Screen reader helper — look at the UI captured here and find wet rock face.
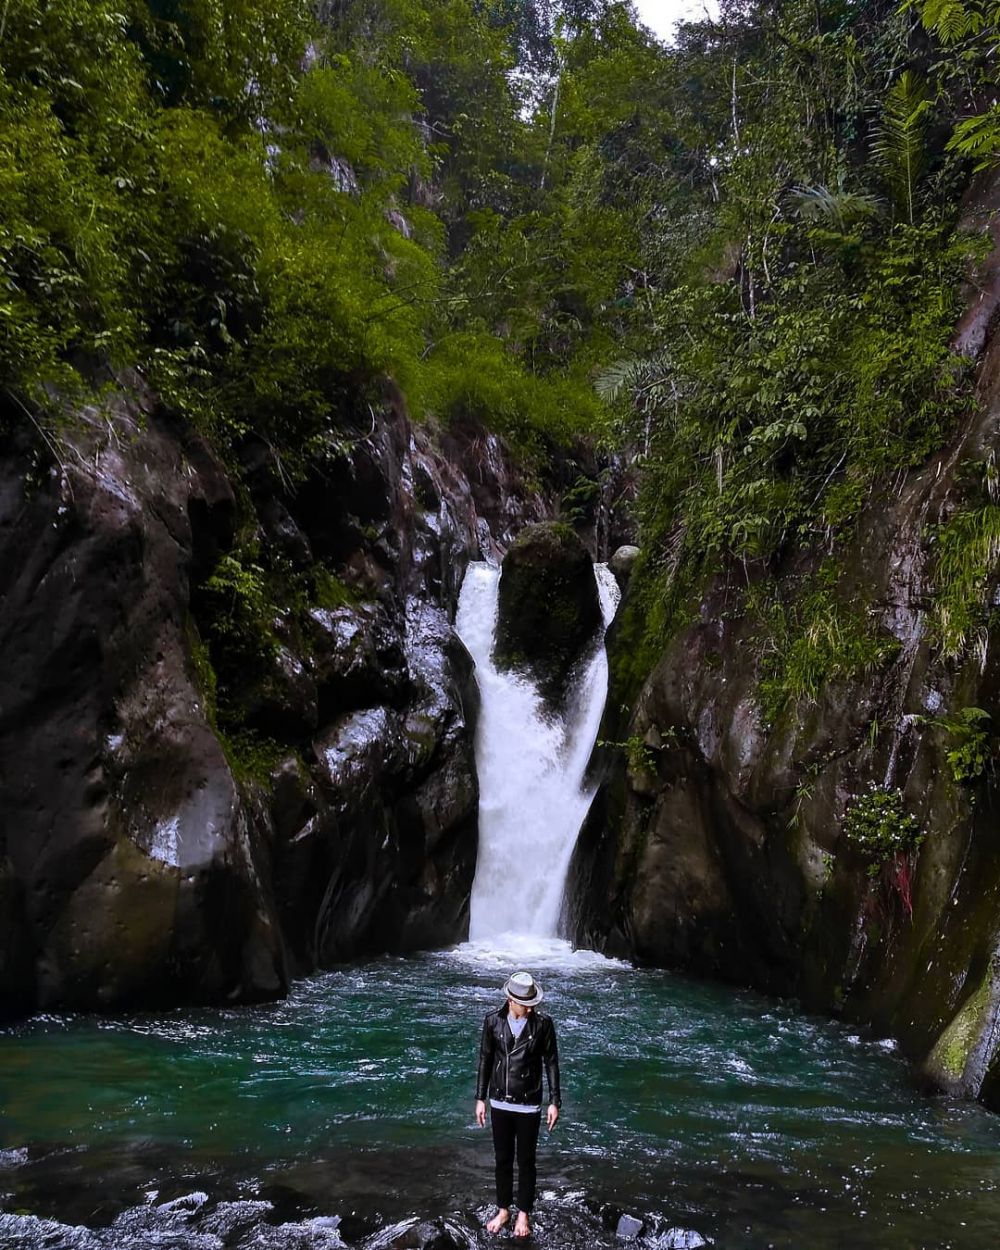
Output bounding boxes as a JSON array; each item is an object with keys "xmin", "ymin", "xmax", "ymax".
[
  {"xmin": 571, "ymin": 171, "xmax": 1000, "ymax": 1111},
  {"xmin": 0, "ymin": 390, "xmax": 287, "ymax": 1014},
  {"xmin": 0, "ymin": 373, "xmax": 547, "ymax": 1017},
  {"xmin": 279, "ymin": 604, "xmax": 479, "ymax": 965},
  {"xmin": 494, "ymin": 522, "xmax": 601, "ymax": 705},
  {"xmin": 580, "ymin": 495, "xmax": 1000, "ymax": 1104}
]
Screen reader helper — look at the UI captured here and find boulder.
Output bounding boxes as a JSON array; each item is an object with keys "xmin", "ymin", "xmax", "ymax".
[
  {"xmin": 609, "ymin": 544, "xmax": 640, "ymax": 586},
  {"xmin": 494, "ymin": 521, "xmax": 601, "ymax": 705}
]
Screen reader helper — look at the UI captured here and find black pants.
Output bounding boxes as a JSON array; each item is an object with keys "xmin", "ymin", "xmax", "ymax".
[{"xmin": 490, "ymin": 1107, "xmax": 542, "ymax": 1212}]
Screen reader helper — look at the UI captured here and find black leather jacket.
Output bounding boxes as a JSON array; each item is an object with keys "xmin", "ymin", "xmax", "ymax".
[{"xmin": 476, "ymin": 1003, "xmax": 561, "ymax": 1109}]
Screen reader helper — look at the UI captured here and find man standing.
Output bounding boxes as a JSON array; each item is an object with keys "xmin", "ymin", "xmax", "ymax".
[{"xmin": 475, "ymin": 971, "xmax": 561, "ymax": 1237}]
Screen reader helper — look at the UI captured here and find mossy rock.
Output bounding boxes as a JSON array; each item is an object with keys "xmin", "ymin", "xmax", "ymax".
[
  {"xmin": 494, "ymin": 522, "xmax": 601, "ymax": 707},
  {"xmin": 922, "ymin": 964, "xmax": 998, "ymax": 1097}
]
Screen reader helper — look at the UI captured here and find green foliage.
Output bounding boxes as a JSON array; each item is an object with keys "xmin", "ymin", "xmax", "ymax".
[
  {"xmin": 184, "ymin": 616, "xmax": 219, "ymax": 727},
  {"xmin": 2, "ymin": 0, "xmax": 649, "ymax": 475},
  {"xmin": 598, "ymin": 733, "xmax": 659, "ymax": 773},
  {"xmin": 201, "ymin": 552, "xmax": 279, "ymax": 665},
  {"xmin": 948, "ymin": 108, "xmax": 1000, "ymax": 170},
  {"xmin": 219, "ymin": 728, "xmax": 287, "ymax": 786},
  {"xmin": 873, "ymin": 71, "xmax": 932, "ymax": 224},
  {"xmin": 617, "ymin": 221, "xmax": 974, "ymax": 636},
  {"xmin": 787, "ymin": 185, "xmax": 881, "ymax": 234},
  {"xmin": 843, "ymin": 786, "xmax": 924, "ymax": 876},
  {"xmin": 937, "ymin": 706, "xmax": 992, "ymax": 782},
  {"xmin": 930, "ymin": 504, "xmax": 1000, "ymax": 658},
  {"xmin": 916, "ymin": 0, "xmax": 1000, "ymax": 168},
  {"xmin": 598, "ymin": 0, "xmax": 985, "ymax": 679},
  {"xmin": 560, "ymin": 472, "xmax": 600, "ymax": 526},
  {"xmin": 753, "ymin": 569, "xmax": 900, "ymax": 725},
  {"xmin": 417, "ymin": 331, "xmax": 604, "ymax": 456},
  {"xmin": 312, "ymin": 566, "xmax": 359, "ymax": 610},
  {"xmin": 919, "ymin": 0, "xmax": 986, "ymax": 42}
]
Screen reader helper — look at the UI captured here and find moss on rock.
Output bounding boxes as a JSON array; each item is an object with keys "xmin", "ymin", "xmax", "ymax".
[
  {"xmin": 494, "ymin": 522, "xmax": 601, "ymax": 707},
  {"xmin": 924, "ymin": 964, "xmax": 997, "ymax": 1095}
]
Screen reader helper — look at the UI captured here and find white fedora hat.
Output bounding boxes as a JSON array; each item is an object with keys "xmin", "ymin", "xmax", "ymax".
[{"xmin": 503, "ymin": 970, "xmax": 544, "ymax": 1005}]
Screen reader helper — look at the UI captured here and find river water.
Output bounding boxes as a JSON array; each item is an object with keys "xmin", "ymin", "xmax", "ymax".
[
  {"xmin": 4, "ymin": 564, "xmax": 1000, "ymax": 1248},
  {"xmin": 3, "ymin": 941, "xmax": 1000, "ymax": 1249}
]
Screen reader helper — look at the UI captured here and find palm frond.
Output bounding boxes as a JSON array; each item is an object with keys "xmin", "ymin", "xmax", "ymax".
[
  {"xmin": 787, "ymin": 184, "xmax": 882, "ymax": 233},
  {"xmin": 947, "ymin": 106, "xmax": 1000, "ymax": 171},
  {"xmin": 594, "ymin": 358, "xmax": 649, "ymax": 404},
  {"xmin": 873, "ymin": 70, "xmax": 932, "ymax": 223}
]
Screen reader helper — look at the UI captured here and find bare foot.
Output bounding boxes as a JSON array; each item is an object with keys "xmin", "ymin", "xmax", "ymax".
[
  {"xmin": 513, "ymin": 1211, "xmax": 531, "ymax": 1238},
  {"xmin": 486, "ymin": 1208, "xmax": 511, "ymax": 1234}
]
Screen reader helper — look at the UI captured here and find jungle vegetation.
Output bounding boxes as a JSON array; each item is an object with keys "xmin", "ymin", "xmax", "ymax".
[{"xmin": 2, "ymin": 0, "xmax": 999, "ymax": 712}]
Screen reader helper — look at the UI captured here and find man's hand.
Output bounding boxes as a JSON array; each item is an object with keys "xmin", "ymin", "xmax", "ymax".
[
  {"xmin": 546, "ymin": 1103, "xmax": 559, "ymax": 1131},
  {"xmin": 476, "ymin": 1099, "xmax": 487, "ymax": 1127}
]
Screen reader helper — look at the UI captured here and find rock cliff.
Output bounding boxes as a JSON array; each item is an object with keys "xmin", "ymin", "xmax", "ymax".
[
  {"xmin": 0, "ymin": 377, "xmax": 547, "ymax": 1017},
  {"xmin": 570, "ymin": 176, "xmax": 1000, "ymax": 1108}
]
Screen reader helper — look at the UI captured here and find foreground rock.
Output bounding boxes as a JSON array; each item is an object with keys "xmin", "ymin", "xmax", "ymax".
[{"xmin": 494, "ymin": 521, "xmax": 601, "ymax": 705}]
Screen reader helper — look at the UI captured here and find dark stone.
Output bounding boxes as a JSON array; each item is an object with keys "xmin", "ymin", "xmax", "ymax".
[
  {"xmin": 494, "ymin": 521, "xmax": 601, "ymax": 706},
  {"xmin": 308, "ymin": 603, "xmax": 407, "ymax": 718},
  {"xmin": 260, "ymin": 496, "xmax": 314, "ymax": 567},
  {"xmin": 234, "ymin": 643, "xmax": 319, "ymax": 739}
]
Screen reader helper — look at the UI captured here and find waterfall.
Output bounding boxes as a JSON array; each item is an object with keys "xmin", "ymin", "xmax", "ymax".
[{"xmin": 455, "ymin": 560, "xmax": 620, "ymax": 944}]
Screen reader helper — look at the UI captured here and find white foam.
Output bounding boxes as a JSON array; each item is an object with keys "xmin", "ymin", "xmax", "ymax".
[{"xmin": 445, "ymin": 934, "xmax": 630, "ymax": 973}]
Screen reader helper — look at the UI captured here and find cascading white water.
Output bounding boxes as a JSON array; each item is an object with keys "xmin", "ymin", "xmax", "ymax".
[{"xmin": 455, "ymin": 560, "xmax": 620, "ymax": 944}]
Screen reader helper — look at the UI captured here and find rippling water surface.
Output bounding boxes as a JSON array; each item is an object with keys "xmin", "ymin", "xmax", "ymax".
[{"xmin": 2, "ymin": 940, "xmax": 1000, "ymax": 1249}]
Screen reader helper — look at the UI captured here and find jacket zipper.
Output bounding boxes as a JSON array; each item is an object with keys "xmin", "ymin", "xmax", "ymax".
[{"xmin": 502, "ymin": 1014, "xmax": 533, "ymax": 1104}]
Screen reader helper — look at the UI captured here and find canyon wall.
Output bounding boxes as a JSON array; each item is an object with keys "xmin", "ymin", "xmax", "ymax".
[
  {"xmin": 0, "ymin": 377, "xmax": 551, "ymax": 1017},
  {"xmin": 570, "ymin": 176, "xmax": 1000, "ymax": 1107}
]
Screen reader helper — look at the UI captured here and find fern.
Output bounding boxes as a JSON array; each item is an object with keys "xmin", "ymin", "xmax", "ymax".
[
  {"xmin": 873, "ymin": 71, "xmax": 932, "ymax": 224},
  {"xmin": 947, "ymin": 107, "xmax": 1000, "ymax": 170},
  {"xmin": 918, "ymin": 0, "xmax": 982, "ymax": 43}
]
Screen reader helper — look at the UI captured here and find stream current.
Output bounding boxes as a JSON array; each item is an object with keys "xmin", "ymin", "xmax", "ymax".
[{"xmin": 4, "ymin": 564, "xmax": 1000, "ymax": 1249}]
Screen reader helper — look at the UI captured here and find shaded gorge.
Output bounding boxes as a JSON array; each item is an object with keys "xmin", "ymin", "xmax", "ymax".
[{"xmin": 5, "ymin": 551, "xmax": 1000, "ymax": 1250}]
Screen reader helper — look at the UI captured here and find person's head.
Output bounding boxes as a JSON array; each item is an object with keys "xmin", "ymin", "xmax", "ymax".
[{"xmin": 503, "ymin": 970, "xmax": 543, "ymax": 1018}]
